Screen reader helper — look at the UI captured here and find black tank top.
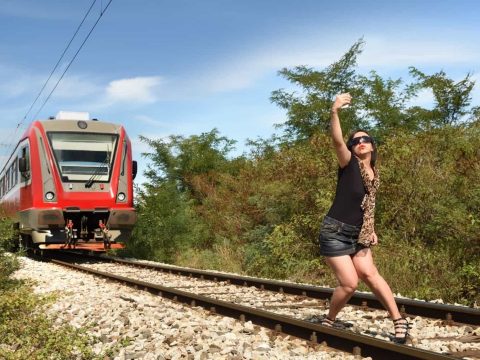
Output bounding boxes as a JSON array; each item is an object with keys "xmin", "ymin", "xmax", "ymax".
[{"xmin": 326, "ymin": 156, "xmax": 365, "ymax": 226}]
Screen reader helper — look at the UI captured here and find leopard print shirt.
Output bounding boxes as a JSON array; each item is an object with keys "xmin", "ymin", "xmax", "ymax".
[{"xmin": 356, "ymin": 156, "xmax": 380, "ymax": 247}]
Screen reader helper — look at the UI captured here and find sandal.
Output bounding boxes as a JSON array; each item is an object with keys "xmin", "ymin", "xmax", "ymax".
[
  {"xmin": 392, "ymin": 317, "xmax": 410, "ymax": 344},
  {"xmin": 305, "ymin": 315, "xmax": 353, "ymax": 329},
  {"xmin": 305, "ymin": 314, "xmax": 334, "ymax": 326},
  {"xmin": 333, "ymin": 319, "xmax": 353, "ymax": 329},
  {"xmin": 320, "ymin": 315, "xmax": 335, "ymax": 327}
]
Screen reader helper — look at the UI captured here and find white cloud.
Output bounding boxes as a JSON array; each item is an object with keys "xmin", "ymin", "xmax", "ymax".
[
  {"xmin": 18, "ymin": 31, "xmax": 474, "ymax": 108},
  {"xmin": 133, "ymin": 115, "xmax": 169, "ymax": 128},
  {"xmin": 0, "ymin": 77, "xmax": 33, "ymax": 98},
  {"xmin": 0, "ymin": 62, "xmax": 102, "ymax": 106},
  {"xmin": 406, "ymin": 72, "xmax": 480, "ymax": 109},
  {"xmin": 182, "ymin": 31, "xmax": 480, "ymax": 96},
  {"xmin": 132, "ymin": 137, "xmax": 153, "ymax": 153},
  {"xmin": 189, "ymin": 39, "xmax": 335, "ymax": 94},
  {"xmin": 470, "ymin": 73, "xmax": 480, "ymax": 104},
  {"xmin": 130, "ymin": 132, "xmax": 172, "ymax": 155},
  {"xmin": 106, "ymin": 77, "xmax": 163, "ymax": 104},
  {"xmin": 358, "ymin": 36, "xmax": 480, "ymax": 68},
  {"xmin": 53, "ymin": 74, "xmax": 103, "ymax": 99},
  {"xmin": 0, "ymin": 63, "xmax": 43, "ymax": 99},
  {"xmin": 407, "ymin": 88, "xmax": 435, "ymax": 109}
]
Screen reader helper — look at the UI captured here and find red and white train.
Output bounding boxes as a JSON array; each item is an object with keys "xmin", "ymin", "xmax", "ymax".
[{"xmin": 0, "ymin": 111, "xmax": 137, "ymax": 251}]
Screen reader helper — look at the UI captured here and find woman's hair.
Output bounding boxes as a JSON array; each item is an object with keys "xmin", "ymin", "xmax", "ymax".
[{"xmin": 346, "ymin": 129, "xmax": 377, "ymax": 167}]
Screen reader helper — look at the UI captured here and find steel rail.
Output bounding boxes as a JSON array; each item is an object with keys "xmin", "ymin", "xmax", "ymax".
[
  {"xmin": 51, "ymin": 258, "xmax": 456, "ymax": 360},
  {"xmin": 96, "ymin": 255, "xmax": 480, "ymax": 326}
]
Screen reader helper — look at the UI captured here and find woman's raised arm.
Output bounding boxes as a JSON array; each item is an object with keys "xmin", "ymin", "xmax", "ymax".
[{"xmin": 330, "ymin": 93, "xmax": 351, "ymax": 168}]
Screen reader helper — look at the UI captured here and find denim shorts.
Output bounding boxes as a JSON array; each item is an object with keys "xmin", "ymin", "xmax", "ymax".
[{"xmin": 318, "ymin": 216, "xmax": 365, "ymax": 257}]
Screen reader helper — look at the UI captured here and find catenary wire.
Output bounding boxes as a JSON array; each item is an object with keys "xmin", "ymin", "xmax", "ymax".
[
  {"xmin": 30, "ymin": 0, "xmax": 114, "ymax": 122},
  {"xmin": 0, "ymin": 1, "xmax": 98, "ymax": 161},
  {"xmin": 1, "ymin": 0, "xmax": 113, "ymax": 167},
  {"xmin": 21, "ymin": 0, "xmax": 98, "ymax": 128}
]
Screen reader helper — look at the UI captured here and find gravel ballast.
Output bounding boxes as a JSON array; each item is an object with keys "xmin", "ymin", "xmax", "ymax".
[{"xmin": 13, "ymin": 257, "xmax": 364, "ymax": 360}]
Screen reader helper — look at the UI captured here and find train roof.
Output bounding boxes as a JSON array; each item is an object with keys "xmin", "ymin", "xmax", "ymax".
[
  {"xmin": 33, "ymin": 112, "xmax": 124, "ymax": 134},
  {"xmin": 37, "ymin": 119, "xmax": 124, "ymax": 134}
]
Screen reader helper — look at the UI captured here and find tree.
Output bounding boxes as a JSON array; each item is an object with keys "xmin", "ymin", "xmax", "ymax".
[
  {"xmin": 271, "ymin": 40, "xmax": 478, "ymax": 143},
  {"xmin": 409, "ymin": 67, "xmax": 475, "ymax": 127},
  {"xmin": 271, "ymin": 39, "xmax": 368, "ymax": 140},
  {"xmin": 356, "ymin": 71, "xmax": 419, "ymax": 140},
  {"xmin": 129, "ymin": 181, "xmax": 207, "ymax": 261},
  {"xmin": 140, "ymin": 128, "xmax": 237, "ymax": 197}
]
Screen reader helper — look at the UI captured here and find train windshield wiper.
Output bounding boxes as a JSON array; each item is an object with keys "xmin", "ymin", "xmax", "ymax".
[{"xmin": 85, "ymin": 152, "xmax": 110, "ymax": 188}]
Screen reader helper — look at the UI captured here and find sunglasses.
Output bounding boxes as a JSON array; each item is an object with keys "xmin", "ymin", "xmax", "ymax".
[{"xmin": 348, "ymin": 135, "xmax": 374, "ymax": 148}]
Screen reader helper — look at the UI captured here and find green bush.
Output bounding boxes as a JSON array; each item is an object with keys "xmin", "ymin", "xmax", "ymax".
[
  {"xmin": 0, "ymin": 212, "xmax": 15, "ymax": 252},
  {"xmin": 243, "ymin": 222, "xmax": 328, "ymax": 283},
  {"xmin": 122, "ymin": 181, "xmax": 209, "ymax": 262},
  {"xmin": 0, "ymin": 253, "xmax": 19, "ymax": 288},
  {"xmin": 0, "ymin": 286, "xmax": 100, "ymax": 360},
  {"xmin": 0, "ymin": 216, "xmax": 117, "ymax": 359},
  {"xmin": 175, "ymin": 239, "xmax": 244, "ymax": 274}
]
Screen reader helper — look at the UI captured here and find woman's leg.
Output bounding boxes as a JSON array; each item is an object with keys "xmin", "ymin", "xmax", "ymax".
[
  {"xmin": 325, "ymin": 255, "xmax": 359, "ymax": 320},
  {"xmin": 352, "ymin": 248, "xmax": 401, "ymax": 320}
]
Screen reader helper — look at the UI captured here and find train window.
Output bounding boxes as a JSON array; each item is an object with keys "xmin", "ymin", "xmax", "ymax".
[
  {"xmin": 20, "ymin": 145, "xmax": 31, "ymax": 180},
  {"xmin": 6, "ymin": 168, "xmax": 10, "ymax": 191},
  {"xmin": 47, "ymin": 132, "xmax": 118, "ymax": 182},
  {"xmin": 22, "ymin": 146, "xmax": 27, "ymax": 161},
  {"xmin": 120, "ymin": 140, "xmax": 127, "ymax": 176},
  {"xmin": 13, "ymin": 160, "xmax": 17, "ymax": 185},
  {"xmin": 10, "ymin": 163, "xmax": 15, "ymax": 187},
  {"xmin": 0, "ymin": 178, "xmax": 3, "ymax": 198},
  {"xmin": 9, "ymin": 164, "xmax": 13, "ymax": 188}
]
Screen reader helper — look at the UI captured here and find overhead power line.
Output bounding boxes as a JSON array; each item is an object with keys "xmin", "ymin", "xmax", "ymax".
[
  {"xmin": 31, "ymin": 0, "xmax": 114, "ymax": 122},
  {"xmin": 21, "ymin": 0, "xmax": 98, "ymax": 127},
  {"xmin": 1, "ymin": 0, "xmax": 114, "ymax": 164},
  {"xmin": 0, "ymin": 0, "xmax": 98, "ymax": 156}
]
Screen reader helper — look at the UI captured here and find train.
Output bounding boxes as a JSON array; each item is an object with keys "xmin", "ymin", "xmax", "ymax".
[{"xmin": 0, "ymin": 111, "xmax": 137, "ymax": 252}]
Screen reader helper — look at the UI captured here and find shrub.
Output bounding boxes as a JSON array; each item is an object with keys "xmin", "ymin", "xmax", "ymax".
[{"xmin": 0, "ymin": 286, "xmax": 100, "ymax": 360}]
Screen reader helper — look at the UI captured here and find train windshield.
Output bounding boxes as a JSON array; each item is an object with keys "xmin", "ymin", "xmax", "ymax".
[{"xmin": 48, "ymin": 132, "xmax": 118, "ymax": 182}]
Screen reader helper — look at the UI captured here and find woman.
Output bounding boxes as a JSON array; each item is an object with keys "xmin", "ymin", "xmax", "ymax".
[{"xmin": 318, "ymin": 93, "xmax": 409, "ymax": 344}]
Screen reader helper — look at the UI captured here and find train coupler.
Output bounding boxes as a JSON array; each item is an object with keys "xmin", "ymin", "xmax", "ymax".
[
  {"xmin": 63, "ymin": 219, "xmax": 76, "ymax": 248},
  {"xmin": 99, "ymin": 220, "xmax": 112, "ymax": 249}
]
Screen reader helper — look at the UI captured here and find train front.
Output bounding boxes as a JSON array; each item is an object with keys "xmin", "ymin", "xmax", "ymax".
[{"xmin": 21, "ymin": 112, "xmax": 137, "ymax": 251}]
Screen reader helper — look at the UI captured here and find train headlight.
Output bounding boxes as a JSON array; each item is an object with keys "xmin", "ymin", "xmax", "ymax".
[
  {"xmin": 45, "ymin": 192, "xmax": 55, "ymax": 201},
  {"xmin": 117, "ymin": 192, "xmax": 126, "ymax": 202}
]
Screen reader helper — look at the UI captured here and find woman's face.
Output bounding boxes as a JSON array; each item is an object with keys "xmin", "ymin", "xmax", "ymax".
[{"xmin": 351, "ymin": 131, "xmax": 374, "ymax": 156}]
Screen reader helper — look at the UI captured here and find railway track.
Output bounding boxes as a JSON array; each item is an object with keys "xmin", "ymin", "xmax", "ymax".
[
  {"xmin": 93, "ymin": 254, "xmax": 479, "ymax": 326},
  {"xmin": 38, "ymin": 251, "xmax": 479, "ymax": 359}
]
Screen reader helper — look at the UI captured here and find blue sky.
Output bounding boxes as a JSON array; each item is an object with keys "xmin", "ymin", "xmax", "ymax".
[{"xmin": 1, "ymin": 0, "xmax": 479, "ymax": 185}]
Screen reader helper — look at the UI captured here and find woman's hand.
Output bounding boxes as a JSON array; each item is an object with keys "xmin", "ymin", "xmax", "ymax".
[
  {"xmin": 371, "ymin": 231, "xmax": 378, "ymax": 246},
  {"xmin": 332, "ymin": 93, "xmax": 351, "ymax": 112},
  {"xmin": 330, "ymin": 92, "xmax": 352, "ymax": 168}
]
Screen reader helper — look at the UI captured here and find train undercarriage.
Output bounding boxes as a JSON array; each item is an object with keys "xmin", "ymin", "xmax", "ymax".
[{"xmin": 17, "ymin": 208, "xmax": 135, "ymax": 252}]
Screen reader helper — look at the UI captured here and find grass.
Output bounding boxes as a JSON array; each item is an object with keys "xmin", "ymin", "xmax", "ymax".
[{"xmin": 0, "ymin": 252, "xmax": 128, "ymax": 360}]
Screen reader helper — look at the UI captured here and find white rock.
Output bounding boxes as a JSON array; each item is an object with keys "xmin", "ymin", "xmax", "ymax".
[{"xmin": 254, "ymin": 342, "xmax": 271, "ymax": 352}]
